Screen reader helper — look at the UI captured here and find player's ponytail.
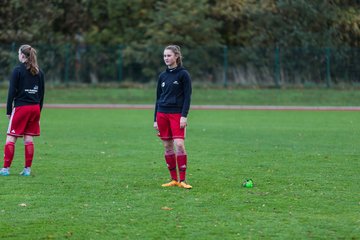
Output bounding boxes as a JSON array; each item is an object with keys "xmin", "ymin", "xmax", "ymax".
[
  {"xmin": 19, "ymin": 44, "xmax": 39, "ymax": 75},
  {"xmin": 165, "ymin": 45, "xmax": 183, "ymax": 67}
]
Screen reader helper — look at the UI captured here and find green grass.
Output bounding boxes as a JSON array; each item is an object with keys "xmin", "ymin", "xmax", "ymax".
[
  {"xmin": 0, "ymin": 109, "xmax": 359, "ymax": 239},
  {"xmin": 1, "ymin": 87, "xmax": 360, "ymax": 106}
]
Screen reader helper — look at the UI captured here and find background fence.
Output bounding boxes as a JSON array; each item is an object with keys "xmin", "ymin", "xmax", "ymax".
[{"xmin": 0, "ymin": 44, "xmax": 359, "ymax": 87}]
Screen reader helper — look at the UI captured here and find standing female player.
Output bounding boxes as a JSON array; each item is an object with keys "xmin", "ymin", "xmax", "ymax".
[
  {"xmin": 0, "ymin": 44, "xmax": 45, "ymax": 176},
  {"xmin": 154, "ymin": 45, "xmax": 192, "ymax": 189}
]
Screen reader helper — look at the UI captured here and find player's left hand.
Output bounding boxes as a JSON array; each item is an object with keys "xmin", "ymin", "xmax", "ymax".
[
  {"xmin": 153, "ymin": 121, "xmax": 158, "ymax": 130},
  {"xmin": 180, "ymin": 117, "xmax": 187, "ymax": 128}
]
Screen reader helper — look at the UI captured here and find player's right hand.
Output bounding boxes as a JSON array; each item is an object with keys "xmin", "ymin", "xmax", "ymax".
[{"xmin": 153, "ymin": 122, "xmax": 158, "ymax": 130}]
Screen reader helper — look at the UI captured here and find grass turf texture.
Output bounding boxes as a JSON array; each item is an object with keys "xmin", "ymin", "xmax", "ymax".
[
  {"xmin": 0, "ymin": 109, "xmax": 358, "ymax": 239},
  {"xmin": 1, "ymin": 88, "xmax": 360, "ymax": 106}
]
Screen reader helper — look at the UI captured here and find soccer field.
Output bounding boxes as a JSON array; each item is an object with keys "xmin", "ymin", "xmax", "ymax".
[{"xmin": 0, "ymin": 108, "xmax": 359, "ymax": 239}]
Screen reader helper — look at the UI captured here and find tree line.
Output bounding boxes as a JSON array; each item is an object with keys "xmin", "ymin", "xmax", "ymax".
[
  {"xmin": 0, "ymin": 0, "xmax": 359, "ymax": 85},
  {"xmin": 1, "ymin": 0, "xmax": 359, "ymax": 47}
]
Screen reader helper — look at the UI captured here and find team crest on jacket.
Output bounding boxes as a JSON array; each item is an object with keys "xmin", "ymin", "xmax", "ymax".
[{"xmin": 161, "ymin": 82, "xmax": 165, "ymax": 87}]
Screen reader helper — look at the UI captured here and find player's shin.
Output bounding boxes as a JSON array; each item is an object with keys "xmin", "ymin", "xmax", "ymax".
[
  {"xmin": 176, "ymin": 153, "xmax": 187, "ymax": 182},
  {"xmin": 4, "ymin": 142, "xmax": 15, "ymax": 168},
  {"xmin": 24, "ymin": 142, "xmax": 34, "ymax": 168},
  {"xmin": 165, "ymin": 150, "xmax": 177, "ymax": 181}
]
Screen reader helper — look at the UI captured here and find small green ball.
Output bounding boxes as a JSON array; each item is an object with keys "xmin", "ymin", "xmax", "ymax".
[{"xmin": 243, "ymin": 179, "xmax": 254, "ymax": 188}]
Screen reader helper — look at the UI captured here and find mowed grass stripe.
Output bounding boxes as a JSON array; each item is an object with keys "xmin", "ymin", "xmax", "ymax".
[{"xmin": 0, "ymin": 109, "xmax": 358, "ymax": 239}]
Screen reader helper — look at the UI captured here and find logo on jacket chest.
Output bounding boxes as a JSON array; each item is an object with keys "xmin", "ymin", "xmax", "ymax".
[
  {"xmin": 25, "ymin": 85, "xmax": 39, "ymax": 94},
  {"xmin": 162, "ymin": 81, "xmax": 179, "ymax": 88}
]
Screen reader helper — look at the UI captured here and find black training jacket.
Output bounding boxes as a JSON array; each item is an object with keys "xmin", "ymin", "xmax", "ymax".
[
  {"xmin": 154, "ymin": 66, "xmax": 192, "ymax": 121},
  {"xmin": 7, "ymin": 63, "xmax": 45, "ymax": 115}
]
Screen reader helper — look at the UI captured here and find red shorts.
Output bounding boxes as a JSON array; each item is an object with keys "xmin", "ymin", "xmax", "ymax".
[
  {"xmin": 156, "ymin": 112, "xmax": 186, "ymax": 140},
  {"xmin": 7, "ymin": 105, "xmax": 41, "ymax": 137}
]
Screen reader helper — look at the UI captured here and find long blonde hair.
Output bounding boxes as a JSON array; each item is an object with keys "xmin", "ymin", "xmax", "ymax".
[
  {"xmin": 19, "ymin": 44, "xmax": 39, "ymax": 75},
  {"xmin": 165, "ymin": 45, "xmax": 183, "ymax": 67}
]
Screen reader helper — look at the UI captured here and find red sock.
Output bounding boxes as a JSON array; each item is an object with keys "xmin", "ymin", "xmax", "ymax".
[
  {"xmin": 177, "ymin": 154, "xmax": 187, "ymax": 182},
  {"xmin": 25, "ymin": 142, "xmax": 34, "ymax": 168},
  {"xmin": 165, "ymin": 153, "xmax": 177, "ymax": 181},
  {"xmin": 4, "ymin": 142, "xmax": 15, "ymax": 168}
]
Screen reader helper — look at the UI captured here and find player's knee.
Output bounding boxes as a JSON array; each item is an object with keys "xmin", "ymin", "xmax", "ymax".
[
  {"xmin": 165, "ymin": 149, "xmax": 175, "ymax": 155},
  {"xmin": 24, "ymin": 141, "xmax": 33, "ymax": 146},
  {"xmin": 175, "ymin": 142, "xmax": 185, "ymax": 154},
  {"xmin": 6, "ymin": 135, "xmax": 17, "ymax": 144},
  {"xmin": 24, "ymin": 135, "xmax": 33, "ymax": 143},
  {"xmin": 163, "ymin": 140, "xmax": 174, "ymax": 150}
]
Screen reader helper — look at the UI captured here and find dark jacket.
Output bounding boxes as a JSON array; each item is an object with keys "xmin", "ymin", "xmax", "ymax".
[
  {"xmin": 7, "ymin": 63, "xmax": 45, "ymax": 115},
  {"xmin": 154, "ymin": 66, "xmax": 192, "ymax": 121}
]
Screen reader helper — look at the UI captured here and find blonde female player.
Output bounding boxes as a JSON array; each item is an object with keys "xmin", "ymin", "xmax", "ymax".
[
  {"xmin": 0, "ymin": 44, "xmax": 45, "ymax": 176},
  {"xmin": 153, "ymin": 45, "xmax": 192, "ymax": 189}
]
